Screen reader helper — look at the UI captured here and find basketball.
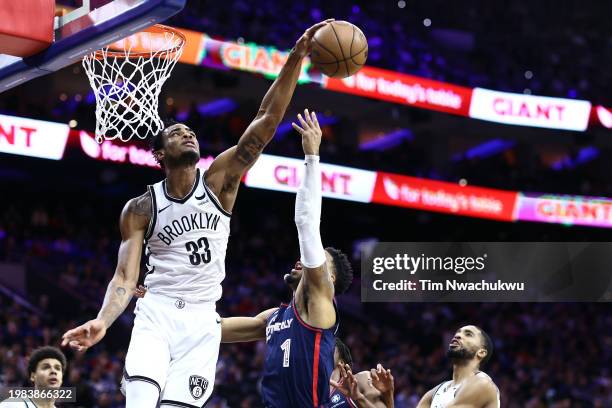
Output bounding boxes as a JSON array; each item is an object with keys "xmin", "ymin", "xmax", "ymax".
[{"xmin": 311, "ymin": 21, "xmax": 368, "ymax": 78}]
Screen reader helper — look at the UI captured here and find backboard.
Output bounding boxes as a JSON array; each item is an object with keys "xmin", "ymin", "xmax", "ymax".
[{"xmin": 0, "ymin": 0, "xmax": 186, "ymax": 92}]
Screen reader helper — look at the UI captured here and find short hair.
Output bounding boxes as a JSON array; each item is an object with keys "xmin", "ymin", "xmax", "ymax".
[
  {"xmin": 335, "ymin": 337, "xmax": 353, "ymax": 368},
  {"xmin": 326, "ymin": 247, "xmax": 353, "ymax": 295},
  {"xmin": 150, "ymin": 119, "xmax": 179, "ymax": 152},
  {"xmin": 474, "ymin": 326, "xmax": 493, "ymax": 367},
  {"xmin": 28, "ymin": 346, "xmax": 67, "ymax": 375}
]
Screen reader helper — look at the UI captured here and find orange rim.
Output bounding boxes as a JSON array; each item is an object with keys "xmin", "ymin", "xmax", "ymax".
[{"xmin": 92, "ymin": 24, "xmax": 186, "ymax": 59}]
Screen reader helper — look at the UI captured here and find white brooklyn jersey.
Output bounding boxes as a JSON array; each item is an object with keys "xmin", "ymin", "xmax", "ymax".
[
  {"xmin": 431, "ymin": 372, "xmax": 500, "ymax": 408},
  {"xmin": 144, "ymin": 169, "xmax": 231, "ymax": 302}
]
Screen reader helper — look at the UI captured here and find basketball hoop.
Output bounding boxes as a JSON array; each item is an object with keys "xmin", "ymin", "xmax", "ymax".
[{"xmin": 82, "ymin": 24, "xmax": 185, "ymax": 143}]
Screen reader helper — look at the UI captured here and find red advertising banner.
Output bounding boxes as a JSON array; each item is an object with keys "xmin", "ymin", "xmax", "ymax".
[
  {"xmin": 371, "ymin": 172, "xmax": 518, "ymax": 221},
  {"xmin": 79, "ymin": 131, "xmax": 214, "ymax": 169},
  {"xmin": 322, "ymin": 66, "xmax": 473, "ymax": 116}
]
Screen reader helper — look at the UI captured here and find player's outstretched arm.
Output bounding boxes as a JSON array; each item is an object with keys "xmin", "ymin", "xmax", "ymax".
[
  {"xmin": 416, "ymin": 388, "xmax": 435, "ymax": 408},
  {"xmin": 61, "ymin": 193, "xmax": 150, "ymax": 352},
  {"xmin": 205, "ymin": 19, "xmax": 334, "ymax": 212},
  {"xmin": 446, "ymin": 376, "xmax": 498, "ymax": 408},
  {"xmin": 220, "ymin": 308, "xmax": 277, "ymax": 343},
  {"xmin": 292, "ymin": 109, "xmax": 336, "ymax": 329}
]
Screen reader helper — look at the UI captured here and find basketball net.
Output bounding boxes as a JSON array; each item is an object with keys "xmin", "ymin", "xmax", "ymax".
[{"xmin": 82, "ymin": 24, "xmax": 185, "ymax": 143}]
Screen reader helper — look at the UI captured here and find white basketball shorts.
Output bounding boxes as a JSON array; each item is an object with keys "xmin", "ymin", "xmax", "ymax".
[{"xmin": 123, "ymin": 291, "xmax": 221, "ymax": 407}]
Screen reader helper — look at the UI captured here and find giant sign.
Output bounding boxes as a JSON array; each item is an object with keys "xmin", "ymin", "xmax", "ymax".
[
  {"xmin": 243, "ymin": 154, "xmax": 377, "ymax": 202},
  {"xmin": 0, "ymin": 114, "xmax": 69, "ymax": 160},
  {"xmin": 469, "ymin": 88, "xmax": 591, "ymax": 131},
  {"xmin": 516, "ymin": 193, "xmax": 612, "ymax": 228}
]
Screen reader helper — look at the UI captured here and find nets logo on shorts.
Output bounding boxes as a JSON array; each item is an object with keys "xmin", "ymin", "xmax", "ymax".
[{"xmin": 188, "ymin": 375, "xmax": 208, "ymax": 400}]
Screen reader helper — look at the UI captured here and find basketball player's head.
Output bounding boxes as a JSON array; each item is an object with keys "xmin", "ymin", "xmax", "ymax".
[
  {"xmin": 151, "ymin": 120, "xmax": 200, "ymax": 170},
  {"xmin": 28, "ymin": 346, "xmax": 66, "ymax": 389},
  {"xmin": 447, "ymin": 325, "xmax": 493, "ymax": 368},
  {"xmin": 284, "ymin": 247, "xmax": 354, "ymax": 295},
  {"xmin": 334, "ymin": 337, "xmax": 353, "ymax": 368}
]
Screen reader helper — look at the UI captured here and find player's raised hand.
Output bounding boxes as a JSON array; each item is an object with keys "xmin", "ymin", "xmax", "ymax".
[
  {"xmin": 370, "ymin": 363, "xmax": 394, "ymax": 394},
  {"xmin": 292, "ymin": 109, "xmax": 322, "ymax": 156},
  {"xmin": 294, "ymin": 19, "xmax": 335, "ymax": 57},
  {"xmin": 61, "ymin": 319, "xmax": 107, "ymax": 352},
  {"xmin": 330, "ymin": 363, "xmax": 364, "ymax": 401}
]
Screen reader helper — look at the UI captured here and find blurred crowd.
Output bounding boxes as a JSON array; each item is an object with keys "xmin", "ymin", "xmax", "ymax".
[{"xmin": 1, "ymin": 192, "xmax": 611, "ymax": 407}]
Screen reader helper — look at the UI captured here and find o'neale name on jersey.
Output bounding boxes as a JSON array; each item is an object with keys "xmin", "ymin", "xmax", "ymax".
[
  {"xmin": 156, "ymin": 212, "xmax": 221, "ymax": 245},
  {"xmin": 266, "ymin": 318, "xmax": 293, "ymax": 339}
]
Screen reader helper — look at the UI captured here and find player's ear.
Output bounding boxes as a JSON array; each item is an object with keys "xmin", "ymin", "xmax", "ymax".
[
  {"xmin": 30, "ymin": 371, "xmax": 35, "ymax": 384},
  {"xmin": 153, "ymin": 149, "xmax": 164, "ymax": 165},
  {"xmin": 477, "ymin": 348, "xmax": 487, "ymax": 361},
  {"xmin": 324, "ymin": 251, "xmax": 336, "ymax": 283},
  {"xmin": 325, "ymin": 261, "xmax": 336, "ymax": 283}
]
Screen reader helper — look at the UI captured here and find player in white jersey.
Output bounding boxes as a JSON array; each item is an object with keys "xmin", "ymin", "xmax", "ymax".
[
  {"xmin": 416, "ymin": 325, "xmax": 500, "ymax": 408},
  {"xmin": 0, "ymin": 346, "xmax": 66, "ymax": 408},
  {"xmin": 60, "ymin": 19, "xmax": 335, "ymax": 408}
]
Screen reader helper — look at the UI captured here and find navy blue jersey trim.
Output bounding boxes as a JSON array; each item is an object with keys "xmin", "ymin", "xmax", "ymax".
[
  {"xmin": 291, "ymin": 298, "xmax": 323, "ymax": 333},
  {"xmin": 162, "ymin": 169, "xmax": 200, "ymax": 204},
  {"xmin": 145, "ymin": 185, "xmax": 157, "ymax": 240},
  {"xmin": 202, "ymin": 171, "xmax": 232, "ymax": 217},
  {"xmin": 291, "ymin": 298, "xmax": 339, "ymax": 332}
]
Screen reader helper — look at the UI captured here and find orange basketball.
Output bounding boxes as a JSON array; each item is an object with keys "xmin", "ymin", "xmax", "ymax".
[{"xmin": 311, "ymin": 21, "xmax": 368, "ymax": 78}]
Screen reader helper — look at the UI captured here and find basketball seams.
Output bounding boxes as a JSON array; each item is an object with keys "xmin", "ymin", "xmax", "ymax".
[
  {"xmin": 351, "ymin": 42, "xmax": 368, "ymax": 58},
  {"xmin": 350, "ymin": 42, "xmax": 368, "ymax": 67},
  {"xmin": 312, "ymin": 37, "xmax": 339, "ymax": 77},
  {"xmin": 349, "ymin": 25, "xmax": 356, "ymax": 58},
  {"xmin": 330, "ymin": 23, "xmax": 350, "ymax": 79}
]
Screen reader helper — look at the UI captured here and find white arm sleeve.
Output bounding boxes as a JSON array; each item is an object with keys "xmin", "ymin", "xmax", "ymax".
[{"xmin": 294, "ymin": 155, "xmax": 326, "ymax": 268}]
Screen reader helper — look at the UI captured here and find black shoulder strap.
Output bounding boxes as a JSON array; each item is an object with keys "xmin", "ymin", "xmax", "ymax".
[
  {"xmin": 432, "ymin": 381, "xmax": 447, "ymax": 398},
  {"xmin": 144, "ymin": 185, "xmax": 157, "ymax": 241}
]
